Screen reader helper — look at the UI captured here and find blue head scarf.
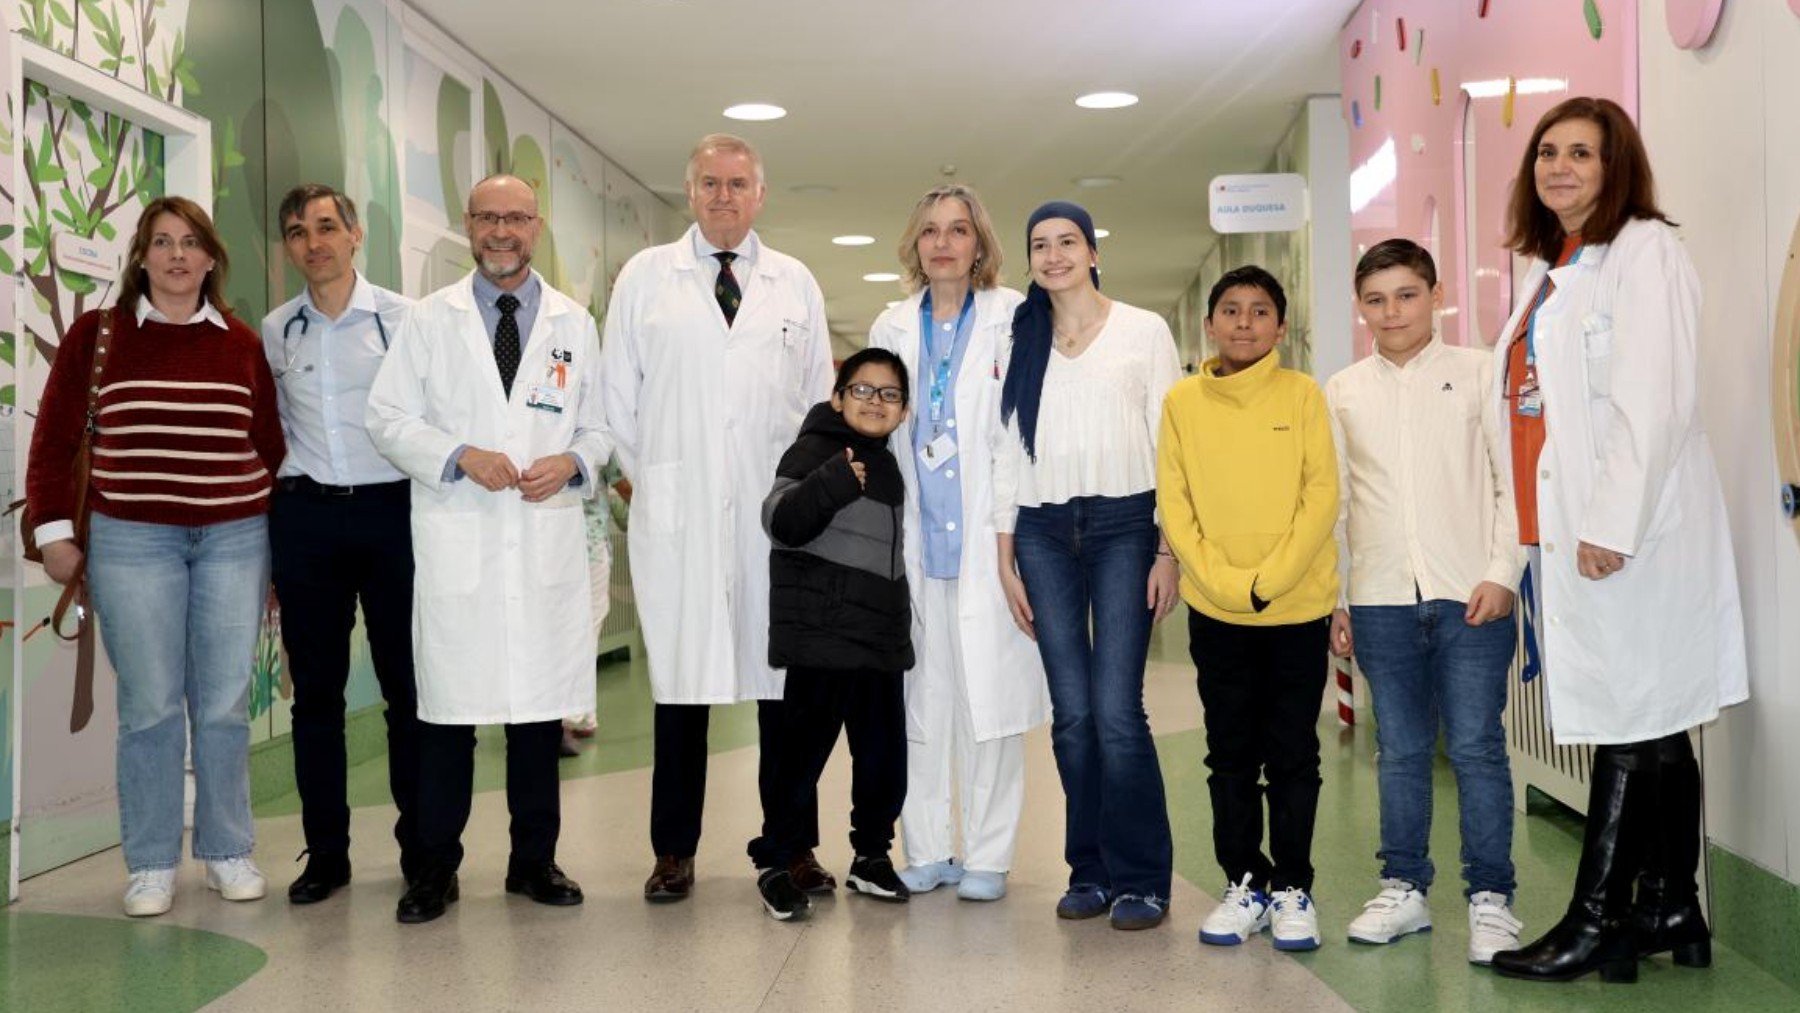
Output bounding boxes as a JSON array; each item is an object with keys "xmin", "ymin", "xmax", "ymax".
[{"xmin": 1000, "ymin": 201, "xmax": 1101, "ymax": 461}]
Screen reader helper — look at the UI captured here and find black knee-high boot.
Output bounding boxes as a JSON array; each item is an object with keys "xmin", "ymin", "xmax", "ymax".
[
  {"xmin": 1491, "ymin": 741, "xmax": 1655, "ymax": 983},
  {"xmin": 1632, "ymin": 732, "xmax": 1712, "ymax": 966}
]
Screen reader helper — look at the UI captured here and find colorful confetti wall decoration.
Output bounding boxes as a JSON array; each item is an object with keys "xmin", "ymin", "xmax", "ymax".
[
  {"xmin": 1375, "ymin": 74, "xmax": 1384, "ymax": 110},
  {"xmin": 1430, "ymin": 66, "xmax": 1442, "ymax": 105},
  {"xmin": 1502, "ymin": 76, "xmax": 1517, "ymax": 126},
  {"xmin": 1585, "ymin": 0, "xmax": 1605, "ymax": 39}
]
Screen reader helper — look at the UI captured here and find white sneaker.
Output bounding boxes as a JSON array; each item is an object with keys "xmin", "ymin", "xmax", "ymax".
[
  {"xmin": 1198, "ymin": 873, "xmax": 1271, "ymax": 946},
  {"xmin": 1467, "ymin": 891, "xmax": 1524, "ymax": 965},
  {"xmin": 205, "ymin": 856, "xmax": 267, "ymax": 901},
  {"xmin": 1346, "ymin": 879, "xmax": 1432, "ymax": 944},
  {"xmin": 1270, "ymin": 887, "xmax": 1323, "ymax": 951},
  {"xmin": 123, "ymin": 868, "xmax": 177, "ymax": 917}
]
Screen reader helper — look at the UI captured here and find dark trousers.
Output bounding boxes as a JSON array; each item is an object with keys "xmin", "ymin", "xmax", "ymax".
[
  {"xmin": 269, "ymin": 480, "xmax": 421, "ymax": 869},
  {"xmin": 650, "ymin": 700, "xmax": 818, "ymax": 859},
  {"xmin": 416, "ymin": 719, "xmax": 563, "ymax": 871},
  {"xmin": 1189, "ymin": 610, "xmax": 1331, "ymax": 892},
  {"xmin": 747, "ymin": 667, "xmax": 907, "ymax": 870}
]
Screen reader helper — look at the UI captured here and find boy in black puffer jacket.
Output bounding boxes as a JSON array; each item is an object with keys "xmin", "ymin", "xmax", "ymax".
[{"xmin": 749, "ymin": 348, "xmax": 914, "ymax": 921}]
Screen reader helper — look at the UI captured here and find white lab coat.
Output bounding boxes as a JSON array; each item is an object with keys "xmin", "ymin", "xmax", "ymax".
[
  {"xmin": 367, "ymin": 270, "xmax": 611, "ymax": 724},
  {"xmin": 869, "ymin": 287, "xmax": 1050, "ymax": 742},
  {"xmin": 599, "ymin": 226, "xmax": 833, "ymax": 704},
  {"xmin": 1489, "ymin": 218, "xmax": 1747, "ymax": 744}
]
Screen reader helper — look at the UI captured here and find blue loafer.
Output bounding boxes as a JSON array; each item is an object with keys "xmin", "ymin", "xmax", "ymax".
[{"xmin": 1056, "ymin": 884, "xmax": 1112, "ymax": 920}]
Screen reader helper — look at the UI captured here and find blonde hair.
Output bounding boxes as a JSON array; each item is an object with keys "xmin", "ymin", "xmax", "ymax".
[
  {"xmin": 685, "ymin": 133, "xmax": 765, "ymax": 188},
  {"xmin": 896, "ymin": 184, "xmax": 1004, "ymax": 293}
]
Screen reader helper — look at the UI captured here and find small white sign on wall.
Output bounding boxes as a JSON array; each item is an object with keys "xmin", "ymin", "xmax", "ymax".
[
  {"xmin": 1209, "ymin": 173, "xmax": 1310, "ymax": 234},
  {"xmin": 52, "ymin": 232, "xmax": 121, "ymax": 284}
]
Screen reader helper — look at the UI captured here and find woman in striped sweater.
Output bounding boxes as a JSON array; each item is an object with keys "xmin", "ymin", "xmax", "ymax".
[{"xmin": 27, "ymin": 196, "xmax": 286, "ymax": 917}]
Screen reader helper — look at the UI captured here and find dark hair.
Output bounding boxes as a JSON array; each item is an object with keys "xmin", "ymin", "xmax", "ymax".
[
  {"xmin": 999, "ymin": 200, "xmax": 1102, "ymax": 462},
  {"xmin": 277, "ymin": 183, "xmax": 360, "ymax": 233},
  {"xmin": 1355, "ymin": 239, "xmax": 1438, "ymax": 293},
  {"xmin": 1504, "ymin": 96, "xmax": 1671, "ymax": 262},
  {"xmin": 835, "ymin": 347, "xmax": 910, "ymax": 404},
  {"xmin": 1207, "ymin": 265, "xmax": 1287, "ymax": 324},
  {"xmin": 116, "ymin": 196, "xmax": 230, "ymax": 315}
]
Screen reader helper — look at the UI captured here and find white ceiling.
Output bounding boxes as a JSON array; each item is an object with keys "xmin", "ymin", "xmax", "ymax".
[{"xmin": 409, "ymin": 0, "xmax": 1355, "ymax": 346}]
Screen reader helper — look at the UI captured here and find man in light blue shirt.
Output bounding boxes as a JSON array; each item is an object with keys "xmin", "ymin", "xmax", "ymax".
[{"xmin": 260, "ymin": 184, "xmax": 419, "ymax": 905}]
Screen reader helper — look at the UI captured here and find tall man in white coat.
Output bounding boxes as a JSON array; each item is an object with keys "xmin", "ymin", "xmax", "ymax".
[
  {"xmin": 368, "ymin": 174, "xmax": 610, "ymax": 925},
  {"xmin": 600, "ymin": 133, "xmax": 835, "ymax": 901}
]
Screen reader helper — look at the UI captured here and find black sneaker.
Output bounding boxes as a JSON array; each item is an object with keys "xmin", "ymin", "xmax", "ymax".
[
  {"xmin": 846, "ymin": 855, "xmax": 911, "ymax": 903},
  {"xmin": 757, "ymin": 868, "xmax": 812, "ymax": 921}
]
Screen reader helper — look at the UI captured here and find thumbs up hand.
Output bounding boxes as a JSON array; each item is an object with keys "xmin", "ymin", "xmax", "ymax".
[{"xmin": 846, "ymin": 448, "xmax": 866, "ymax": 489}]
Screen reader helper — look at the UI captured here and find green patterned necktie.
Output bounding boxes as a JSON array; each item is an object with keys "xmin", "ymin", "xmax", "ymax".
[{"xmin": 714, "ymin": 251, "xmax": 741, "ymax": 326}]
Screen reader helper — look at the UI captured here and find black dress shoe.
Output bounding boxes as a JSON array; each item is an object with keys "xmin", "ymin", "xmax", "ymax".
[
  {"xmin": 396, "ymin": 869, "xmax": 459, "ymax": 924},
  {"xmin": 287, "ymin": 851, "xmax": 351, "ymax": 905},
  {"xmin": 505, "ymin": 862, "xmax": 584, "ymax": 906}
]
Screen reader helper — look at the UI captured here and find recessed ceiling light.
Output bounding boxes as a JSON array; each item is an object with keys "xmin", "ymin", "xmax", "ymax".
[
  {"xmin": 863, "ymin": 272, "xmax": 900, "ymax": 283},
  {"xmin": 789, "ymin": 183, "xmax": 836, "ymax": 195},
  {"xmin": 833, "ymin": 235, "xmax": 876, "ymax": 246},
  {"xmin": 1076, "ymin": 91, "xmax": 1138, "ymax": 109},
  {"xmin": 1094, "ymin": 228, "xmax": 1111, "ymax": 239},
  {"xmin": 724, "ymin": 103, "xmax": 786, "ymax": 121},
  {"xmin": 1073, "ymin": 175, "xmax": 1122, "ymax": 188}
]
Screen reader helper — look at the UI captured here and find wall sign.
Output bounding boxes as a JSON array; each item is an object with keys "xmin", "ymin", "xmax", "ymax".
[
  {"xmin": 52, "ymin": 232, "xmax": 122, "ymax": 284},
  {"xmin": 1208, "ymin": 173, "xmax": 1309, "ymax": 234}
]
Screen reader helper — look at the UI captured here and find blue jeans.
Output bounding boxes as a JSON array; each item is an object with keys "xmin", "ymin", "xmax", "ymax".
[
  {"xmin": 1013, "ymin": 491, "xmax": 1171, "ymax": 902},
  {"xmin": 1350, "ymin": 599, "xmax": 1517, "ymax": 897},
  {"xmin": 87, "ymin": 512, "xmax": 269, "ymax": 872}
]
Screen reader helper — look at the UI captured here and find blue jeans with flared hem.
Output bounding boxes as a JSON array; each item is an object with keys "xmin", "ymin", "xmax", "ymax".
[
  {"xmin": 87, "ymin": 512, "xmax": 268, "ymax": 872},
  {"xmin": 1013, "ymin": 491, "xmax": 1172, "ymax": 903},
  {"xmin": 1350, "ymin": 598, "xmax": 1518, "ymax": 898}
]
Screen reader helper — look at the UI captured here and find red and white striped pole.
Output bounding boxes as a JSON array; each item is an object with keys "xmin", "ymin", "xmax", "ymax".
[{"xmin": 1334, "ymin": 654, "xmax": 1355, "ymax": 727}]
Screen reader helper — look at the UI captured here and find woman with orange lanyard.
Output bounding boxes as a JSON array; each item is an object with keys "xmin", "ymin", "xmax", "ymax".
[{"xmin": 1486, "ymin": 98, "xmax": 1747, "ymax": 984}]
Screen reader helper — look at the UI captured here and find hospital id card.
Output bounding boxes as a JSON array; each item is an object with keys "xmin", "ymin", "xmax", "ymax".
[
  {"xmin": 526, "ymin": 384, "xmax": 567, "ymax": 413},
  {"xmin": 918, "ymin": 432, "xmax": 957, "ymax": 471}
]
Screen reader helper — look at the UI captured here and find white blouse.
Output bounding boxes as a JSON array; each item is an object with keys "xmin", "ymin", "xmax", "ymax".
[{"xmin": 992, "ymin": 301, "xmax": 1182, "ymax": 532}]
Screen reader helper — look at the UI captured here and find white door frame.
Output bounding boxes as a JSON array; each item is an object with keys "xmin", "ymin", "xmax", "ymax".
[{"xmin": 7, "ymin": 36, "xmax": 213, "ymax": 902}]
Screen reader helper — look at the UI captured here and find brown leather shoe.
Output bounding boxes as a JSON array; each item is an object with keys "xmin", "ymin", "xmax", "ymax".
[
  {"xmin": 789, "ymin": 849, "xmax": 838, "ymax": 894},
  {"xmin": 644, "ymin": 855, "xmax": 694, "ymax": 902}
]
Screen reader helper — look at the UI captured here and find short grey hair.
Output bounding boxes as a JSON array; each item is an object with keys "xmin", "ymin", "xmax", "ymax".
[
  {"xmin": 685, "ymin": 133, "xmax": 765, "ymax": 189},
  {"xmin": 277, "ymin": 183, "xmax": 359, "ymax": 232}
]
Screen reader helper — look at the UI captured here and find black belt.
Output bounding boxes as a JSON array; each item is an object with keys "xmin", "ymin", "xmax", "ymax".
[{"xmin": 276, "ymin": 475, "xmax": 408, "ymax": 497}]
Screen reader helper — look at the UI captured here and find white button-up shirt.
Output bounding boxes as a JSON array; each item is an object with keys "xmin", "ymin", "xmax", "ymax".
[
  {"xmin": 261, "ymin": 273, "xmax": 411, "ymax": 485},
  {"xmin": 1325, "ymin": 337, "xmax": 1524, "ymax": 607}
]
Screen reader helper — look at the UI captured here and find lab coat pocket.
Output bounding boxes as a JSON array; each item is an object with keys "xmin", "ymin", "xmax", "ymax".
[
  {"xmin": 530, "ymin": 502, "xmax": 589, "ymax": 588},
  {"xmin": 1581, "ymin": 323, "xmax": 1615, "ymax": 399},
  {"xmin": 635, "ymin": 461, "xmax": 684, "ymax": 535},
  {"xmin": 415, "ymin": 511, "xmax": 482, "ymax": 596}
]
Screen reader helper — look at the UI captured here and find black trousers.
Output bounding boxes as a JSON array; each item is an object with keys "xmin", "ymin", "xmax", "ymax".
[
  {"xmin": 650, "ymin": 700, "xmax": 818, "ymax": 859},
  {"xmin": 1189, "ymin": 611, "xmax": 1331, "ymax": 892},
  {"xmin": 269, "ymin": 480, "xmax": 421, "ymax": 868},
  {"xmin": 416, "ymin": 719, "xmax": 563, "ymax": 871},
  {"xmin": 748, "ymin": 667, "xmax": 907, "ymax": 870}
]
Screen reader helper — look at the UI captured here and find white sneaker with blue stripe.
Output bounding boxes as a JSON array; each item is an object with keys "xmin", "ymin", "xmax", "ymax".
[
  {"xmin": 1199, "ymin": 873, "xmax": 1271, "ymax": 945},
  {"xmin": 1270, "ymin": 887, "xmax": 1322, "ymax": 951}
]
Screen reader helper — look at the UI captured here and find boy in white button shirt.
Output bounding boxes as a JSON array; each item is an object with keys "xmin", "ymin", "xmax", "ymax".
[{"xmin": 1326, "ymin": 239, "xmax": 1526, "ymax": 965}]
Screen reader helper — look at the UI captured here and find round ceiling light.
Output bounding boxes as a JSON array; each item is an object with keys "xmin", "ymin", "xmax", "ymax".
[
  {"xmin": 833, "ymin": 235, "xmax": 876, "ymax": 246},
  {"xmin": 863, "ymin": 272, "xmax": 901, "ymax": 283},
  {"xmin": 1076, "ymin": 91, "xmax": 1139, "ymax": 109},
  {"xmin": 1094, "ymin": 228, "xmax": 1111, "ymax": 239},
  {"xmin": 724, "ymin": 103, "xmax": 787, "ymax": 121}
]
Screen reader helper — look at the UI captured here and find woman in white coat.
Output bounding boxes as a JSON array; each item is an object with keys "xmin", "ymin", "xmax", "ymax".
[
  {"xmin": 1486, "ymin": 98, "xmax": 1747, "ymax": 984},
  {"xmin": 868, "ymin": 185, "xmax": 1050, "ymax": 901}
]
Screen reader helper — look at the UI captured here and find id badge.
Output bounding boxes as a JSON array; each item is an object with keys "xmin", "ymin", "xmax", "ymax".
[
  {"xmin": 1516, "ymin": 384, "xmax": 1543, "ymax": 418},
  {"xmin": 918, "ymin": 432, "xmax": 957, "ymax": 471},
  {"xmin": 526, "ymin": 384, "xmax": 567, "ymax": 413}
]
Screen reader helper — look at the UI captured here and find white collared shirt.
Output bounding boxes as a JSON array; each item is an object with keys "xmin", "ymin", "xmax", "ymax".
[
  {"xmin": 136, "ymin": 296, "xmax": 229, "ymax": 329},
  {"xmin": 693, "ymin": 228, "xmax": 759, "ymax": 298},
  {"xmin": 1325, "ymin": 337, "xmax": 1524, "ymax": 606},
  {"xmin": 260, "ymin": 272, "xmax": 412, "ymax": 485}
]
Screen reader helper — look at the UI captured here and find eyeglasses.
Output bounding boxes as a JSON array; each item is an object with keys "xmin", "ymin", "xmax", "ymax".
[
  {"xmin": 842, "ymin": 382, "xmax": 906, "ymax": 405},
  {"xmin": 467, "ymin": 211, "xmax": 537, "ymax": 229}
]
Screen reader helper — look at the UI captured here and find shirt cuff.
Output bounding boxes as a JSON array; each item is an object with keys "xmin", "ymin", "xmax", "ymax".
[
  {"xmin": 442, "ymin": 445, "xmax": 468, "ymax": 483},
  {"xmin": 569, "ymin": 453, "xmax": 589, "ymax": 488},
  {"xmin": 34, "ymin": 520, "xmax": 76, "ymax": 546}
]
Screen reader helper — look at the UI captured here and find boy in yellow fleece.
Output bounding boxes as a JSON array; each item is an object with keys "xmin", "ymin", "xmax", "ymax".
[{"xmin": 1156, "ymin": 265, "xmax": 1339, "ymax": 953}]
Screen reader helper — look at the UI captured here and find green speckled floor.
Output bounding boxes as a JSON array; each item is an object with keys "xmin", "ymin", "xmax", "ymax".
[{"xmin": 6, "ymin": 616, "xmax": 1798, "ymax": 1011}]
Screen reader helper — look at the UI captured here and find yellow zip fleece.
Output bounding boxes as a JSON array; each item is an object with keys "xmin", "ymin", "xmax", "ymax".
[{"xmin": 1156, "ymin": 351, "xmax": 1340, "ymax": 625}]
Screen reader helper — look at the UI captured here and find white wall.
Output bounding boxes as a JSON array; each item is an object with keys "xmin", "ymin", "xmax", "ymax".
[
  {"xmin": 1637, "ymin": 0, "xmax": 1800, "ymax": 886},
  {"xmin": 1306, "ymin": 94, "xmax": 1354, "ymax": 382}
]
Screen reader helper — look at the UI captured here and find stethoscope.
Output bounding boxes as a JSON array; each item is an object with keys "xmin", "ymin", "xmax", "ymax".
[{"xmin": 277, "ymin": 304, "xmax": 390, "ymax": 379}]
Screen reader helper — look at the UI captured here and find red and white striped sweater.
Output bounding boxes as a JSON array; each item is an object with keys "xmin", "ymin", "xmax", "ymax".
[{"xmin": 27, "ymin": 306, "xmax": 286, "ymax": 532}]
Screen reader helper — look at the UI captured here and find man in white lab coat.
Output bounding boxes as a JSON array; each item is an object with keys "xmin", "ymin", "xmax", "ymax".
[
  {"xmin": 600, "ymin": 134, "xmax": 834, "ymax": 901},
  {"xmin": 368, "ymin": 174, "xmax": 611, "ymax": 925}
]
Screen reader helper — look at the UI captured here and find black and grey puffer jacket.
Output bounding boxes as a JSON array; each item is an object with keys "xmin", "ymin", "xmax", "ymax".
[{"xmin": 763, "ymin": 402, "xmax": 913, "ymax": 672}]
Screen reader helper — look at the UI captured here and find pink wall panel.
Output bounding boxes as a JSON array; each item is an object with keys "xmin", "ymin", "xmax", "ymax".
[{"xmin": 1338, "ymin": 1, "xmax": 1638, "ymax": 354}]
